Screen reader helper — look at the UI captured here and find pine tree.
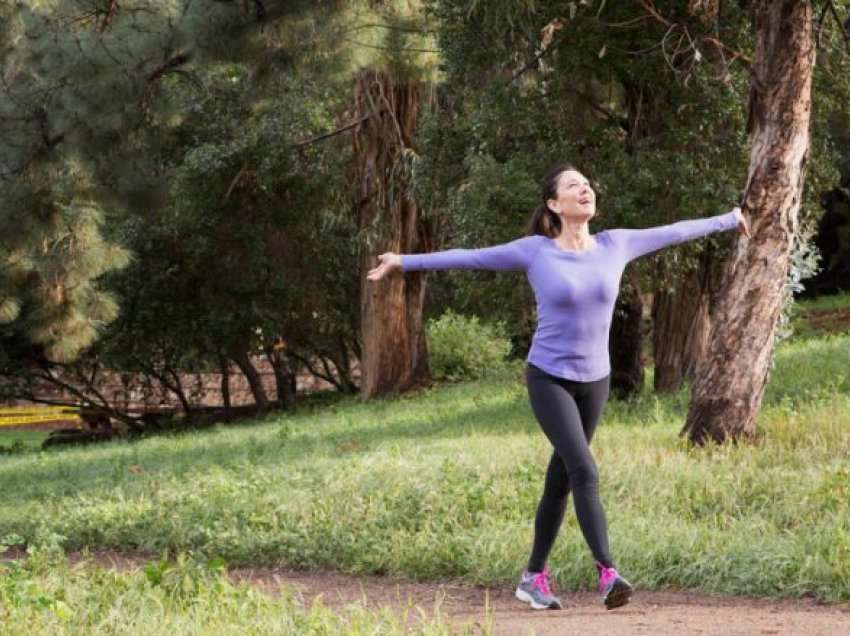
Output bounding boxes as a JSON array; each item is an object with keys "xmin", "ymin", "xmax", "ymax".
[{"xmin": 0, "ymin": 0, "xmax": 257, "ymax": 361}]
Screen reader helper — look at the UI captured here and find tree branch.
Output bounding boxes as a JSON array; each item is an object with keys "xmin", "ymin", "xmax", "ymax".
[
  {"xmin": 635, "ymin": 0, "xmax": 672, "ymax": 27},
  {"xmin": 287, "ymin": 350, "xmax": 340, "ymax": 388},
  {"xmin": 572, "ymin": 87, "xmax": 630, "ymax": 131},
  {"xmin": 100, "ymin": 0, "xmax": 119, "ymax": 33},
  {"xmin": 293, "ymin": 114, "xmax": 372, "ymax": 148},
  {"xmin": 146, "ymin": 53, "xmax": 191, "ymax": 84},
  {"xmin": 633, "ymin": 0, "xmax": 751, "ymax": 68},
  {"xmin": 510, "ymin": 21, "xmax": 569, "ymax": 83},
  {"xmin": 827, "ymin": 0, "xmax": 850, "ymax": 55},
  {"xmin": 816, "ymin": 0, "xmax": 832, "ymax": 49},
  {"xmin": 223, "ymin": 161, "xmax": 249, "ymax": 202},
  {"xmin": 340, "ymin": 38, "xmax": 439, "ymax": 54}
]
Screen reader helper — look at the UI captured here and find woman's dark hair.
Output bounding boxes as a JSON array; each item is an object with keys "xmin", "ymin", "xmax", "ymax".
[{"xmin": 526, "ymin": 163, "xmax": 580, "ymax": 238}]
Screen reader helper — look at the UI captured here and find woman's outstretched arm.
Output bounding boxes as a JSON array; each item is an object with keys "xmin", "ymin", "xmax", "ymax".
[
  {"xmin": 610, "ymin": 208, "xmax": 748, "ymax": 262},
  {"xmin": 367, "ymin": 235, "xmax": 545, "ymax": 281}
]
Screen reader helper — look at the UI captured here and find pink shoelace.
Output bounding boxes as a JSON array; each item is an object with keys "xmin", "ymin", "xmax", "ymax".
[
  {"xmin": 531, "ymin": 565, "xmax": 554, "ymax": 596},
  {"xmin": 596, "ymin": 562, "xmax": 618, "ymax": 594}
]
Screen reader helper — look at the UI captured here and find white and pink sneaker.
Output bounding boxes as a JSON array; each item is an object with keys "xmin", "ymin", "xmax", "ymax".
[{"xmin": 515, "ymin": 564, "xmax": 563, "ymax": 610}]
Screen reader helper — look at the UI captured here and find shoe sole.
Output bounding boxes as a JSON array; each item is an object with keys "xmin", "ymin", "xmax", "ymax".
[
  {"xmin": 515, "ymin": 588, "xmax": 562, "ymax": 610},
  {"xmin": 604, "ymin": 579, "xmax": 633, "ymax": 610}
]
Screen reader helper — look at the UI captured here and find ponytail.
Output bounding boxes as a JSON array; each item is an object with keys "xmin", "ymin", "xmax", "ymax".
[
  {"xmin": 525, "ymin": 163, "xmax": 579, "ymax": 238},
  {"xmin": 526, "ymin": 204, "xmax": 563, "ymax": 238}
]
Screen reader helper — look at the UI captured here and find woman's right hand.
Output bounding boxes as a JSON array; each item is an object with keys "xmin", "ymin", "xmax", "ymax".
[
  {"xmin": 366, "ymin": 252, "xmax": 402, "ymax": 281},
  {"xmin": 732, "ymin": 206, "xmax": 751, "ymax": 239}
]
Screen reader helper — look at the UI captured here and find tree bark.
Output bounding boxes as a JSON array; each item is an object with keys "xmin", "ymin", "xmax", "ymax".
[
  {"xmin": 265, "ymin": 346, "xmax": 296, "ymax": 409},
  {"xmin": 166, "ymin": 368, "xmax": 193, "ymax": 420},
  {"xmin": 683, "ymin": 0, "xmax": 815, "ymax": 444},
  {"xmin": 652, "ymin": 247, "xmax": 726, "ymax": 392},
  {"xmin": 609, "ymin": 272, "xmax": 644, "ymax": 399},
  {"xmin": 230, "ymin": 349, "xmax": 269, "ymax": 410},
  {"xmin": 218, "ymin": 355, "xmax": 232, "ymax": 422},
  {"xmin": 329, "ymin": 338, "xmax": 358, "ymax": 394},
  {"xmin": 354, "ymin": 69, "xmax": 433, "ymax": 399},
  {"xmin": 610, "ymin": 75, "xmax": 662, "ymax": 393}
]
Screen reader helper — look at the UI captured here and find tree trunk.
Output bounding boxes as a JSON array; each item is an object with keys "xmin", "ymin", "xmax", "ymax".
[
  {"xmin": 230, "ymin": 350, "xmax": 269, "ymax": 410},
  {"xmin": 354, "ymin": 69, "xmax": 433, "ymax": 399},
  {"xmin": 609, "ymin": 272, "xmax": 644, "ymax": 399},
  {"xmin": 218, "ymin": 355, "xmax": 232, "ymax": 422},
  {"xmin": 266, "ymin": 347, "xmax": 296, "ymax": 409},
  {"xmin": 329, "ymin": 338, "xmax": 358, "ymax": 394},
  {"xmin": 652, "ymin": 248, "xmax": 726, "ymax": 392},
  {"xmin": 683, "ymin": 0, "xmax": 814, "ymax": 443},
  {"xmin": 611, "ymin": 76, "xmax": 660, "ymax": 391}
]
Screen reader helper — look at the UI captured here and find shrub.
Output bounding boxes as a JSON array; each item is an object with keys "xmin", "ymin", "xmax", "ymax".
[{"xmin": 426, "ymin": 309, "xmax": 512, "ymax": 381}]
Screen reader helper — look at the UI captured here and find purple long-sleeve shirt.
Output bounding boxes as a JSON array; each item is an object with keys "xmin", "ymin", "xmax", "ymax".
[{"xmin": 401, "ymin": 210, "xmax": 739, "ymax": 382}]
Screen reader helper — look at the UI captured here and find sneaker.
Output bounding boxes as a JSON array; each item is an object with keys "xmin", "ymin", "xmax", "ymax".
[
  {"xmin": 515, "ymin": 564, "xmax": 563, "ymax": 610},
  {"xmin": 596, "ymin": 561, "xmax": 633, "ymax": 610}
]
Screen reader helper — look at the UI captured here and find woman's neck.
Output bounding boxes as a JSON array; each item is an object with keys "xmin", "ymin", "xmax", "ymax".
[{"xmin": 555, "ymin": 220, "xmax": 594, "ymax": 251}]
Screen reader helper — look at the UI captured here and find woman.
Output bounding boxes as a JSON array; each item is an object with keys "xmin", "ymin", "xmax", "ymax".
[{"xmin": 366, "ymin": 164, "xmax": 751, "ymax": 611}]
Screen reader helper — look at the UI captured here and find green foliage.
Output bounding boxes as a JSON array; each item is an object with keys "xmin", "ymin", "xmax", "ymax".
[
  {"xmin": 0, "ymin": 439, "xmax": 26, "ymax": 455},
  {"xmin": 412, "ymin": 0, "xmax": 756, "ymax": 352},
  {"xmin": 0, "ymin": 0, "xmax": 243, "ymax": 361},
  {"xmin": 416, "ymin": 0, "xmax": 850, "ymax": 350},
  {"xmin": 0, "ymin": 173, "xmax": 130, "ymax": 361},
  {"xmin": 426, "ymin": 310, "xmax": 512, "ymax": 381},
  {"xmin": 0, "ymin": 431, "xmax": 47, "ymax": 453},
  {"xmin": 0, "ymin": 1, "xmax": 373, "ymax": 391},
  {"xmin": 776, "ymin": 221, "xmax": 825, "ymax": 345},
  {"xmin": 0, "ymin": 0, "xmax": 362, "ymax": 366}
]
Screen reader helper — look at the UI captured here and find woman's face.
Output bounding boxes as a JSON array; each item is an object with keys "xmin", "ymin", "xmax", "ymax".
[{"xmin": 547, "ymin": 169, "xmax": 596, "ymax": 221}]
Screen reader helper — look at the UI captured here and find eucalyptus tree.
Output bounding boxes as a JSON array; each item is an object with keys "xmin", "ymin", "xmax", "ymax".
[
  {"xmin": 682, "ymin": 0, "xmax": 848, "ymax": 442},
  {"xmin": 345, "ymin": 3, "xmax": 446, "ymax": 398}
]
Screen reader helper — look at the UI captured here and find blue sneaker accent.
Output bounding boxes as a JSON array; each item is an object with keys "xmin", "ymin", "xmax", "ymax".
[{"xmin": 515, "ymin": 564, "xmax": 562, "ymax": 610}]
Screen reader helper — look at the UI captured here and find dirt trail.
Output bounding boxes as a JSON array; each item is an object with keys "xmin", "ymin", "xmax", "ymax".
[{"xmin": 58, "ymin": 552, "xmax": 850, "ymax": 635}]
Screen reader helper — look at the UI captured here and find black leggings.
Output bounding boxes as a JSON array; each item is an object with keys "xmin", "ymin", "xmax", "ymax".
[{"xmin": 525, "ymin": 362, "xmax": 614, "ymax": 572}]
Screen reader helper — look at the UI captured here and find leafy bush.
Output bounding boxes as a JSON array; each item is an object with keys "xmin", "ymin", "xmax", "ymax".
[{"xmin": 426, "ymin": 309, "xmax": 512, "ymax": 381}]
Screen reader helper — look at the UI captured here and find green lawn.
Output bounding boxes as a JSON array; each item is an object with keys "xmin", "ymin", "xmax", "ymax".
[
  {"xmin": 2, "ymin": 326, "xmax": 850, "ymax": 608},
  {"xmin": 0, "ymin": 430, "xmax": 50, "ymax": 452}
]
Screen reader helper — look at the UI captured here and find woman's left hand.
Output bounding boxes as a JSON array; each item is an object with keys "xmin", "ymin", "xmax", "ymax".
[{"xmin": 732, "ymin": 206, "xmax": 751, "ymax": 239}]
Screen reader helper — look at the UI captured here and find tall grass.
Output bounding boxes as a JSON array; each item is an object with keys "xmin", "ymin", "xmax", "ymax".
[
  {"xmin": 0, "ymin": 542, "xmax": 487, "ymax": 635},
  {"xmin": 1, "ymin": 334, "xmax": 849, "ymax": 605}
]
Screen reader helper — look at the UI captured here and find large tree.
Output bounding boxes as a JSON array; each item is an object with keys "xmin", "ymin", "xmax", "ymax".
[
  {"xmin": 683, "ymin": 0, "xmax": 817, "ymax": 443},
  {"xmin": 354, "ymin": 69, "xmax": 434, "ymax": 397},
  {"xmin": 341, "ymin": 5, "xmax": 443, "ymax": 398}
]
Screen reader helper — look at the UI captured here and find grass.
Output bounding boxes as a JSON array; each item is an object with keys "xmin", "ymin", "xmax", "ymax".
[
  {"xmin": 794, "ymin": 289, "xmax": 850, "ymax": 312},
  {"xmin": 0, "ymin": 430, "xmax": 50, "ymax": 451},
  {"xmin": 0, "ymin": 294, "xmax": 849, "ymax": 634},
  {"xmin": 0, "ymin": 547, "xmax": 487, "ymax": 635},
  {"xmin": 789, "ymin": 290, "xmax": 850, "ymax": 339}
]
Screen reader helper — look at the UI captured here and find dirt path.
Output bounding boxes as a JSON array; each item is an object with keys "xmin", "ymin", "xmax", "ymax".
[{"xmin": 54, "ymin": 552, "xmax": 850, "ymax": 635}]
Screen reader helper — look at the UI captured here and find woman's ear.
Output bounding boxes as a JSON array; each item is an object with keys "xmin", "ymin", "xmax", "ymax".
[{"xmin": 546, "ymin": 198, "xmax": 559, "ymax": 215}]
